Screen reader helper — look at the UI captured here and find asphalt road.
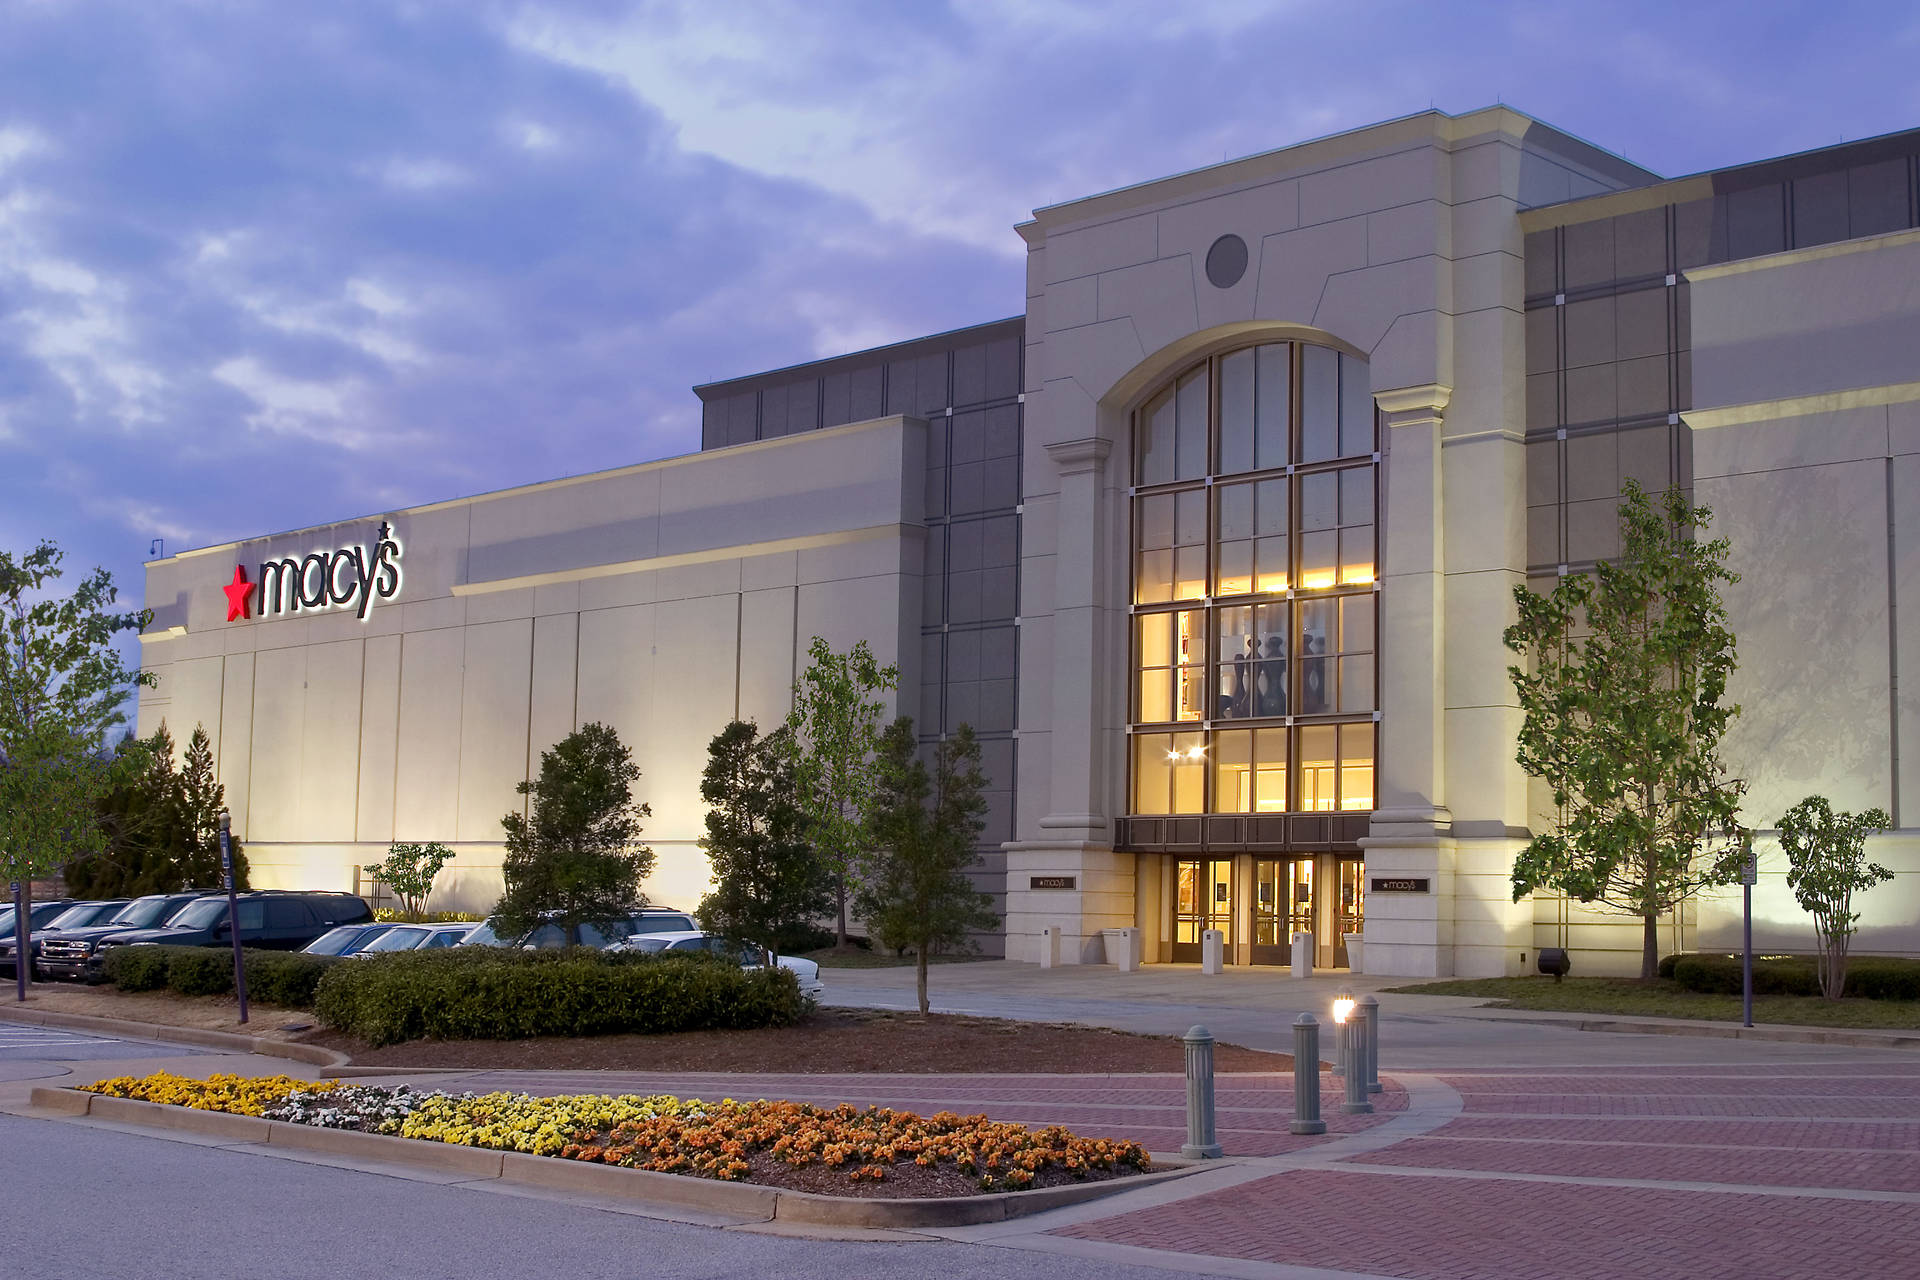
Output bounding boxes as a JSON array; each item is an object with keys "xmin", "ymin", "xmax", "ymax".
[{"xmin": 0, "ymin": 1109, "xmax": 1200, "ymax": 1280}]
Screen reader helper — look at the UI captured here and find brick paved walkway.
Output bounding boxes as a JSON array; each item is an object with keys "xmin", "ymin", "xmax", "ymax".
[{"xmin": 1052, "ymin": 1061, "xmax": 1920, "ymax": 1279}]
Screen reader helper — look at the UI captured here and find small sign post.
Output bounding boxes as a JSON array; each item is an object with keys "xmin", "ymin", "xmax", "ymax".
[
  {"xmin": 10, "ymin": 879, "xmax": 24, "ymax": 1004},
  {"xmin": 220, "ymin": 810, "xmax": 249, "ymax": 1025},
  {"xmin": 1740, "ymin": 841, "xmax": 1757, "ymax": 1029}
]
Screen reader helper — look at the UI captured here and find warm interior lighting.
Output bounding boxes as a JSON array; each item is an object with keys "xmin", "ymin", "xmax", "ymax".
[
  {"xmin": 1299, "ymin": 570, "xmax": 1337, "ymax": 590},
  {"xmin": 1340, "ymin": 566, "xmax": 1376, "ymax": 586},
  {"xmin": 1186, "ymin": 745, "xmax": 1206, "ymax": 759}
]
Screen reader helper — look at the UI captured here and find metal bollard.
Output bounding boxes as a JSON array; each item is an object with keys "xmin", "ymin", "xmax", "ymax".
[
  {"xmin": 1359, "ymin": 994, "xmax": 1382, "ymax": 1094},
  {"xmin": 1340, "ymin": 1018, "xmax": 1373, "ymax": 1114},
  {"xmin": 1290, "ymin": 1013, "xmax": 1326, "ymax": 1135},
  {"xmin": 1181, "ymin": 1025, "xmax": 1224, "ymax": 1158}
]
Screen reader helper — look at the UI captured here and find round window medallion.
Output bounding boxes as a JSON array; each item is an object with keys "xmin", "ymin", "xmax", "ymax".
[{"xmin": 1205, "ymin": 234, "xmax": 1248, "ymax": 289}]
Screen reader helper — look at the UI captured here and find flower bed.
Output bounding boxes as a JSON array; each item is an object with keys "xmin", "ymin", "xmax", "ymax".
[{"xmin": 78, "ymin": 1072, "xmax": 1152, "ymax": 1196}]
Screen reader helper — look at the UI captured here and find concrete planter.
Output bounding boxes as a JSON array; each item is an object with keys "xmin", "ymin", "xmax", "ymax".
[
  {"xmin": 31, "ymin": 1088, "xmax": 1200, "ymax": 1228},
  {"xmin": 1343, "ymin": 934, "xmax": 1364, "ymax": 973}
]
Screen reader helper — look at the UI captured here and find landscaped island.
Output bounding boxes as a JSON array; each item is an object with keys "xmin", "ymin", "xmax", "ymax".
[{"xmin": 79, "ymin": 1072, "xmax": 1152, "ymax": 1196}]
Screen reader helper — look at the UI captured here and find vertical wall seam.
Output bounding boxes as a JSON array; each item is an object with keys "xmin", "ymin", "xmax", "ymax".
[
  {"xmin": 390, "ymin": 633, "xmax": 404, "ymax": 844},
  {"xmin": 523, "ymin": 617, "xmax": 536, "ymax": 795},
  {"xmin": 349, "ymin": 637, "xmax": 365, "ymax": 856},
  {"xmin": 733, "ymin": 590, "xmax": 743, "ymax": 723},
  {"xmin": 1888, "ymin": 450, "xmax": 1902, "ymax": 827}
]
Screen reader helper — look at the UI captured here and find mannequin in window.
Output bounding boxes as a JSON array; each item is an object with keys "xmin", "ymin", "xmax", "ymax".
[
  {"xmin": 1256, "ymin": 633, "xmax": 1287, "ymax": 717},
  {"xmin": 1301, "ymin": 633, "xmax": 1327, "ymax": 713},
  {"xmin": 1229, "ymin": 636, "xmax": 1256, "ymax": 717}
]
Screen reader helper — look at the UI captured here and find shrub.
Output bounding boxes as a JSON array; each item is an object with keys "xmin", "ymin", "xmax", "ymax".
[
  {"xmin": 102, "ymin": 945, "xmax": 172, "ymax": 991},
  {"xmin": 165, "ymin": 948, "xmax": 235, "ymax": 997},
  {"xmin": 1839, "ymin": 957, "xmax": 1920, "ymax": 1001},
  {"xmin": 770, "ymin": 923, "xmax": 837, "ymax": 955},
  {"xmin": 1667, "ymin": 952, "xmax": 1920, "ymax": 1000},
  {"xmin": 1657, "ymin": 953, "xmax": 1680, "ymax": 980},
  {"xmin": 244, "ymin": 951, "xmax": 341, "ymax": 1007},
  {"xmin": 313, "ymin": 948, "xmax": 805, "ymax": 1047}
]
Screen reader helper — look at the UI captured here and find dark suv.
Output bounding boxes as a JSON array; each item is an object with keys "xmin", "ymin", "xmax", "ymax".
[
  {"xmin": 36, "ymin": 892, "xmax": 213, "ymax": 982},
  {"xmin": 0, "ymin": 900, "xmax": 78, "ymax": 979},
  {"xmin": 91, "ymin": 891, "xmax": 373, "ymax": 965}
]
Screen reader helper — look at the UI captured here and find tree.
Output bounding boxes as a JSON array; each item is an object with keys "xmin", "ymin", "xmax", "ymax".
[
  {"xmin": 1777, "ymin": 795, "xmax": 1892, "ymax": 1001},
  {"xmin": 68, "ymin": 722, "xmax": 249, "ymax": 898},
  {"xmin": 857, "ymin": 718, "xmax": 999, "ymax": 1015},
  {"xmin": 697, "ymin": 720, "xmax": 833, "ymax": 959},
  {"xmin": 362, "ymin": 841, "xmax": 455, "ymax": 920},
  {"xmin": 0, "ymin": 540, "xmax": 153, "ymax": 998},
  {"xmin": 782, "ymin": 637, "xmax": 897, "ymax": 948},
  {"xmin": 495, "ymin": 722, "xmax": 653, "ymax": 946},
  {"xmin": 1505, "ymin": 480, "xmax": 1750, "ymax": 980}
]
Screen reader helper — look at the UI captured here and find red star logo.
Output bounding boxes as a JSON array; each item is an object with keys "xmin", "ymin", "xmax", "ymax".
[{"xmin": 223, "ymin": 565, "xmax": 255, "ymax": 622}]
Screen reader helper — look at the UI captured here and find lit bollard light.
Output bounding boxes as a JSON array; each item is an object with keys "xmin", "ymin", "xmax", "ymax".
[
  {"xmin": 1341, "ymin": 1017, "xmax": 1373, "ymax": 1115},
  {"xmin": 1290, "ymin": 1013, "xmax": 1327, "ymax": 1135},
  {"xmin": 1181, "ymin": 1024, "xmax": 1224, "ymax": 1159},
  {"xmin": 1331, "ymin": 990, "xmax": 1354, "ymax": 1077},
  {"xmin": 1359, "ymin": 994, "xmax": 1382, "ymax": 1095}
]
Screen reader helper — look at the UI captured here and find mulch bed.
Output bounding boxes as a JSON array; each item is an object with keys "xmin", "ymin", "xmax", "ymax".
[{"xmin": 301, "ymin": 1007, "xmax": 1294, "ymax": 1074}]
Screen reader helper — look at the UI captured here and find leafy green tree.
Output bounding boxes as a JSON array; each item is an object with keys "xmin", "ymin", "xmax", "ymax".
[
  {"xmin": 782, "ymin": 637, "xmax": 897, "ymax": 948},
  {"xmin": 69, "ymin": 723, "xmax": 247, "ymax": 897},
  {"xmin": 697, "ymin": 720, "xmax": 832, "ymax": 959},
  {"xmin": 362, "ymin": 841, "xmax": 455, "ymax": 921},
  {"xmin": 1777, "ymin": 795, "xmax": 1893, "ymax": 1000},
  {"xmin": 495, "ymin": 722, "xmax": 653, "ymax": 946},
  {"xmin": 1, "ymin": 541, "xmax": 153, "ymax": 997},
  {"xmin": 857, "ymin": 718, "xmax": 999, "ymax": 1015},
  {"xmin": 1505, "ymin": 481, "xmax": 1750, "ymax": 980}
]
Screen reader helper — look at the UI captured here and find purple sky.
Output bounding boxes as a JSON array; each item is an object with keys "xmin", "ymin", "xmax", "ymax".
[{"xmin": 3, "ymin": 0, "xmax": 1915, "ymax": 633}]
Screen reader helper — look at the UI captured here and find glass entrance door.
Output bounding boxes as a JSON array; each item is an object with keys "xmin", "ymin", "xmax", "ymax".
[
  {"xmin": 1251, "ymin": 858, "xmax": 1313, "ymax": 965},
  {"xmin": 1172, "ymin": 859, "xmax": 1233, "ymax": 963},
  {"xmin": 1334, "ymin": 858, "xmax": 1365, "ymax": 968}
]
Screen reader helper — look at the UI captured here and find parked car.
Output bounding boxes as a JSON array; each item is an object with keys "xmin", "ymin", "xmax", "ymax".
[
  {"xmin": 92, "ymin": 891, "xmax": 373, "ymax": 961},
  {"xmin": 353, "ymin": 922, "xmax": 473, "ymax": 954},
  {"xmin": 0, "ymin": 899, "xmax": 85, "ymax": 979},
  {"xmin": 461, "ymin": 907, "xmax": 697, "ymax": 949},
  {"xmin": 612, "ymin": 930, "xmax": 824, "ymax": 1000},
  {"xmin": 36, "ymin": 892, "xmax": 216, "ymax": 982},
  {"xmin": 302, "ymin": 922, "xmax": 399, "ymax": 956}
]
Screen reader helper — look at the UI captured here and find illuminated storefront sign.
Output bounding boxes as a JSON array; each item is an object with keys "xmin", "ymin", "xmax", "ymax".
[{"xmin": 223, "ymin": 521, "xmax": 403, "ymax": 623}]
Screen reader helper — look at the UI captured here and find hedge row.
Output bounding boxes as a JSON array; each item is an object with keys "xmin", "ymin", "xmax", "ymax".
[
  {"xmin": 102, "ymin": 945, "xmax": 340, "ymax": 1008},
  {"xmin": 312, "ymin": 948, "xmax": 806, "ymax": 1047},
  {"xmin": 1664, "ymin": 952, "xmax": 1920, "ymax": 1001}
]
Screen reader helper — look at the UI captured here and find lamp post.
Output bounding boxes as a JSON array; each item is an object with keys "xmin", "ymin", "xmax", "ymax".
[{"xmin": 219, "ymin": 810, "xmax": 248, "ymax": 1025}]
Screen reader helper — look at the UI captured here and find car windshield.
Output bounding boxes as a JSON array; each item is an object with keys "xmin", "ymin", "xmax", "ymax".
[
  {"xmin": 305, "ymin": 926, "xmax": 371, "ymax": 955},
  {"xmin": 110, "ymin": 898, "xmax": 181, "ymax": 928},
  {"xmin": 0, "ymin": 911, "xmax": 13, "ymax": 935},
  {"xmin": 46, "ymin": 904, "xmax": 112, "ymax": 930},
  {"xmin": 462, "ymin": 920, "xmax": 507, "ymax": 946},
  {"xmin": 359, "ymin": 928, "xmax": 429, "ymax": 953},
  {"xmin": 167, "ymin": 900, "xmax": 227, "ymax": 929}
]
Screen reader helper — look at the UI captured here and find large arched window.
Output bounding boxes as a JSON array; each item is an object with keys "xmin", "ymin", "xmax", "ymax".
[{"xmin": 1128, "ymin": 341, "xmax": 1378, "ymax": 818}]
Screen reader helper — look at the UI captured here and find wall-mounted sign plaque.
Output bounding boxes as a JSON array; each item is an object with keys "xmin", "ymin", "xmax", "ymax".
[
  {"xmin": 225, "ymin": 521, "xmax": 403, "ymax": 624},
  {"xmin": 1029, "ymin": 875, "xmax": 1077, "ymax": 891},
  {"xmin": 1369, "ymin": 877, "xmax": 1431, "ymax": 894}
]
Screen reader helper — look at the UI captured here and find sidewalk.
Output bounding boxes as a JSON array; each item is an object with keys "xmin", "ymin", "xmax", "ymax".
[{"xmin": 816, "ymin": 960, "xmax": 1920, "ymax": 1068}]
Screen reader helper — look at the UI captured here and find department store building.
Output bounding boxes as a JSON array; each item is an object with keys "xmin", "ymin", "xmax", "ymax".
[{"xmin": 138, "ymin": 107, "xmax": 1920, "ymax": 976}]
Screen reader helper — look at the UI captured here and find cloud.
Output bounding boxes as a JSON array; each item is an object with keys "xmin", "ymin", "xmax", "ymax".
[{"xmin": 0, "ymin": 0, "xmax": 1912, "ymax": 671}]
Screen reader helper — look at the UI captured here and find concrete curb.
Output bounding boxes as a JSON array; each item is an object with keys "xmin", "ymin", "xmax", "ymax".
[
  {"xmin": 1461, "ymin": 1010, "xmax": 1920, "ymax": 1050},
  {"xmin": 28, "ymin": 1088, "xmax": 1199, "ymax": 1228},
  {"xmin": 0, "ymin": 1002, "xmax": 351, "ymax": 1068}
]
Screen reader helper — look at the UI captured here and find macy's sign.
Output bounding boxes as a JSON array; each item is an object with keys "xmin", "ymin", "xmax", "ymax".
[{"xmin": 222, "ymin": 521, "xmax": 403, "ymax": 623}]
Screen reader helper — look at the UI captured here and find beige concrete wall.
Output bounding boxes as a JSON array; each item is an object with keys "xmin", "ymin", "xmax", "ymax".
[
  {"xmin": 1675, "ymin": 228, "xmax": 1920, "ymax": 968},
  {"xmin": 1010, "ymin": 108, "xmax": 1639, "ymax": 971},
  {"xmin": 137, "ymin": 416, "xmax": 927, "ymax": 914}
]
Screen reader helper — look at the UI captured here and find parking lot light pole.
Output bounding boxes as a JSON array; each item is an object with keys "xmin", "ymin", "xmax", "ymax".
[{"xmin": 220, "ymin": 810, "xmax": 248, "ymax": 1025}]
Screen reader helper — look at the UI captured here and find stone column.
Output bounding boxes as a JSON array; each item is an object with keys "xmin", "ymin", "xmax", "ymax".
[
  {"xmin": 1360, "ymin": 384, "xmax": 1458, "ymax": 977},
  {"xmin": 1003, "ymin": 435, "xmax": 1135, "ymax": 962}
]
